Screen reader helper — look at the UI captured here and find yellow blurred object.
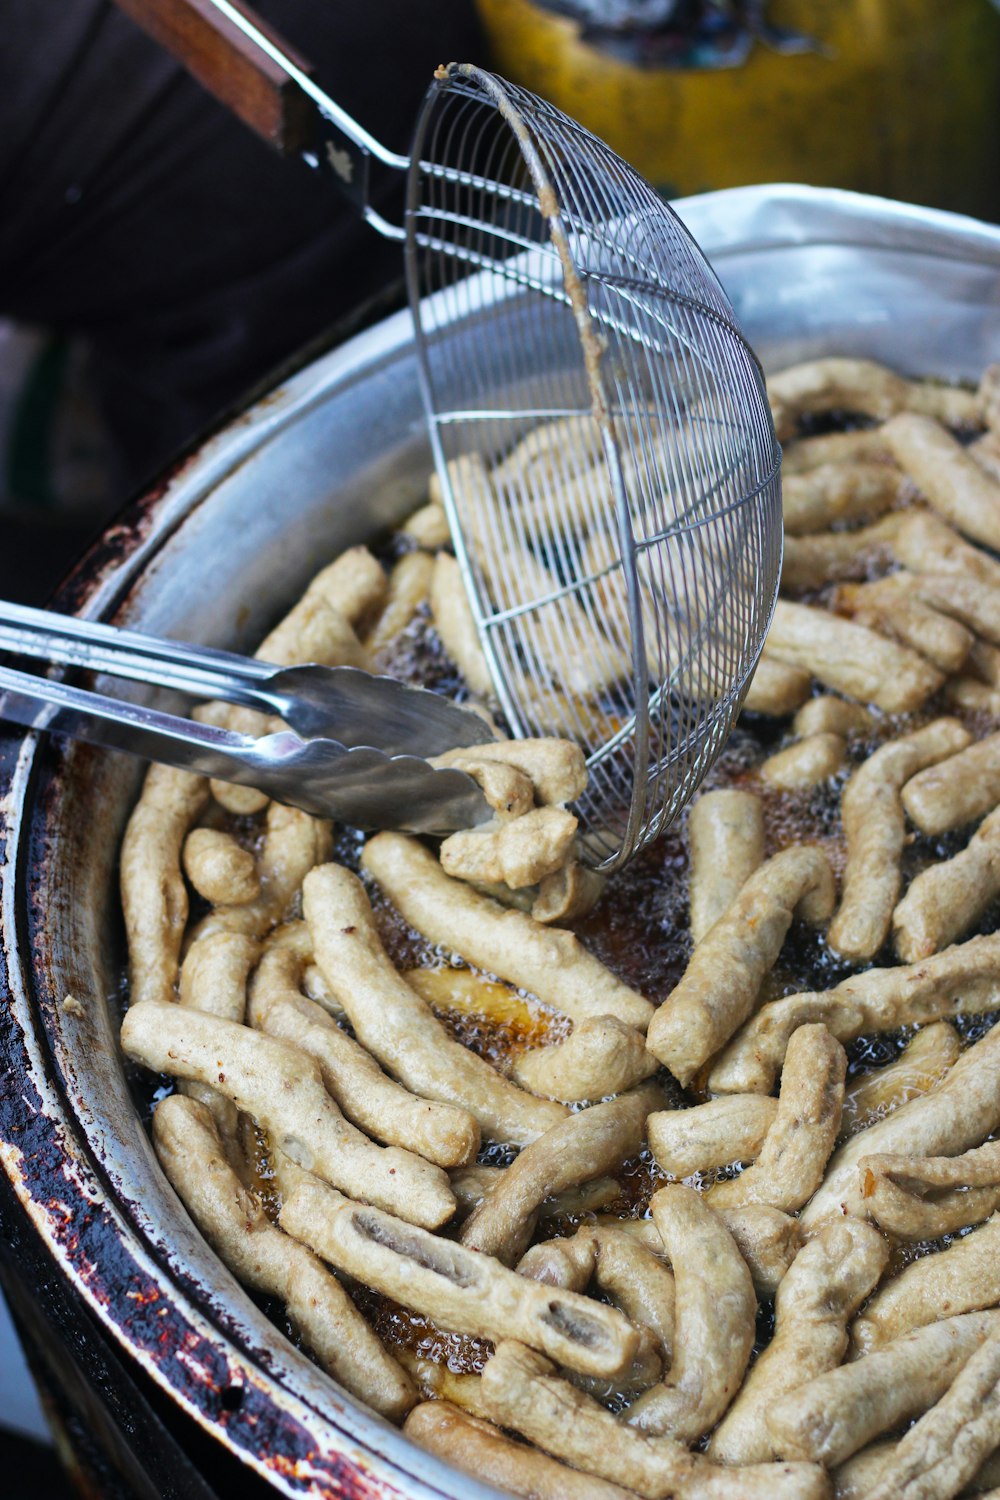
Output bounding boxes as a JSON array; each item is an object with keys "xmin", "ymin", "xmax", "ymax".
[{"xmin": 475, "ymin": 0, "xmax": 1000, "ymax": 218}]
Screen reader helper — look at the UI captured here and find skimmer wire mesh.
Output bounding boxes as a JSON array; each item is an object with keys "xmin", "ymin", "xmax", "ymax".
[{"xmin": 405, "ymin": 65, "xmax": 781, "ymax": 871}]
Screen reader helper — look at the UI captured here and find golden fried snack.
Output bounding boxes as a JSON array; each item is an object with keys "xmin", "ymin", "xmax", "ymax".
[
  {"xmin": 519, "ymin": 1225, "xmax": 675, "ymax": 1364},
  {"xmin": 624, "ymin": 1185, "xmax": 755, "ymax": 1442},
  {"xmin": 708, "ymin": 932, "xmax": 1000, "ymax": 1097},
  {"xmin": 451, "ymin": 1166, "xmax": 621, "ymax": 1221},
  {"xmin": 364, "ymin": 550, "xmax": 434, "ymax": 659},
  {"xmin": 884, "ymin": 412, "xmax": 1000, "ymax": 551},
  {"xmin": 853, "ymin": 1212, "xmax": 1000, "ymax": 1353},
  {"xmin": 767, "ymin": 357, "xmax": 980, "ymax": 442},
  {"xmin": 400, "ymin": 500, "xmax": 450, "ymax": 549},
  {"xmin": 973, "ymin": 429, "xmax": 1000, "ymax": 485},
  {"xmin": 648, "ymin": 1095, "xmax": 778, "ymax": 1178},
  {"xmin": 892, "ymin": 509, "xmax": 1000, "ymax": 590},
  {"xmin": 765, "ymin": 598, "xmax": 942, "ymax": 711},
  {"xmin": 800, "ymin": 1011, "xmax": 1000, "ymax": 1230},
  {"xmin": 859, "ymin": 1140, "xmax": 1000, "ymax": 1240},
  {"xmin": 605, "ymin": 1204, "xmax": 802, "ymax": 1300},
  {"xmin": 828, "ymin": 717, "xmax": 971, "ymax": 962},
  {"xmin": 967, "ymin": 637, "xmax": 1000, "ymax": 684},
  {"xmin": 945, "ymin": 677, "xmax": 1000, "ymax": 715},
  {"xmin": 742, "ymin": 653, "xmax": 813, "ymax": 716},
  {"xmin": 864, "ymin": 1335, "xmax": 1000, "ymax": 1500},
  {"xmin": 480, "ymin": 1342, "xmax": 830, "ymax": 1500},
  {"xmin": 429, "ymin": 551, "xmax": 494, "ymax": 697},
  {"xmin": 120, "ymin": 765, "xmax": 210, "ymax": 1007},
  {"xmin": 153, "ymin": 1095, "xmax": 414, "ymax": 1419},
  {"xmin": 687, "ymin": 789, "xmax": 765, "ymax": 945},
  {"xmin": 830, "ymin": 1442, "xmax": 896, "ymax": 1500},
  {"xmin": 792, "ymin": 696, "xmax": 875, "ymax": 738},
  {"xmin": 647, "ymin": 846, "xmax": 835, "ymax": 1087},
  {"xmin": 248, "ymin": 948, "xmax": 478, "ymax": 1168},
  {"xmin": 781, "ymin": 461, "xmax": 904, "ymax": 535},
  {"xmin": 532, "ymin": 861, "xmax": 606, "ymax": 923},
  {"xmin": 782, "ymin": 428, "xmax": 896, "ymax": 474},
  {"xmin": 182, "ymin": 828, "xmax": 260, "ymax": 906},
  {"xmin": 490, "ymin": 414, "xmax": 602, "ymax": 505},
  {"xmin": 707, "ymin": 1025, "xmax": 846, "ymax": 1213},
  {"xmin": 780, "ymin": 513, "xmax": 909, "ymax": 593},
  {"xmin": 460, "ymin": 1083, "xmax": 663, "ymax": 1265},
  {"xmin": 839, "ymin": 1021, "xmax": 960, "ymax": 1140},
  {"xmin": 893, "ymin": 805, "xmax": 1000, "ymax": 960},
  {"xmin": 432, "ymin": 737, "xmax": 587, "ymax": 807},
  {"xmin": 440, "ymin": 807, "xmax": 578, "ymax": 890},
  {"xmin": 766, "ymin": 1311, "xmax": 1000, "ymax": 1469},
  {"xmin": 278, "ymin": 1173, "xmax": 639, "ymax": 1379},
  {"xmin": 195, "ymin": 801, "xmax": 333, "ymax": 943},
  {"xmin": 760, "ymin": 733, "xmax": 847, "ymax": 791},
  {"xmin": 302, "ymin": 863, "xmax": 566, "ymax": 1145},
  {"xmin": 176, "ymin": 929, "xmax": 260, "ymax": 1155},
  {"xmin": 707, "ymin": 1219, "xmax": 888, "ymax": 1465},
  {"xmin": 902, "ymin": 731, "xmax": 1000, "ymax": 835},
  {"xmin": 404, "ymin": 1402, "xmax": 639, "ymax": 1500},
  {"xmin": 512, "ymin": 1016, "xmax": 658, "ymax": 1103},
  {"xmin": 838, "ymin": 575, "xmax": 975, "ymax": 673},
  {"xmin": 121, "ymin": 1000, "xmax": 455, "ymax": 1228},
  {"xmin": 908, "ymin": 572, "xmax": 1000, "ymax": 648},
  {"xmin": 362, "ymin": 833, "xmax": 653, "ymax": 1029}
]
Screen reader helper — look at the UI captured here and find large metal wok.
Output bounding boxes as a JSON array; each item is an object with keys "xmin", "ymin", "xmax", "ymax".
[{"xmin": 1, "ymin": 185, "xmax": 999, "ymax": 1499}]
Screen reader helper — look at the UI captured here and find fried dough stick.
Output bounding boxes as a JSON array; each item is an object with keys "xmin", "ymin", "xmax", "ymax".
[
  {"xmin": 195, "ymin": 800, "xmax": 333, "ymax": 942},
  {"xmin": 884, "ymin": 412, "xmax": 1000, "ymax": 551},
  {"xmin": 765, "ymin": 598, "xmax": 943, "ymax": 711},
  {"xmin": 400, "ymin": 499, "xmax": 450, "ymax": 549},
  {"xmin": 799, "ymin": 1010, "xmax": 1000, "ymax": 1230},
  {"xmin": 303, "ymin": 863, "xmax": 565, "ymax": 1146},
  {"xmin": 121, "ymin": 766, "xmax": 210, "ymax": 1007},
  {"xmin": 837, "ymin": 575, "xmax": 974, "ymax": 673},
  {"xmin": 707, "ymin": 1025, "xmax": 846, "ymax": 1213},
  {"xmin": 781, "ymin": 461, "xmax": 905, "ymax": 535},
  {"xmin": 782, "ymin": 429, "xmax": 895, "ymax": 473},
  {"xmin": 828, "ymin": 717, "xmax": 971, "ymax": 962},
  {"xmin": 860, "ymin": 1140, "xmax": 1000, "ymax": 1240},
  {"xmin": 460, "ymin": 1084, "xmax": 663, "ymax": 1265},
  {"xmin": 853, "ymin": 1212, "xmax": 1000, "ymax": 1353},
  {"xmin": 512, "ymin": 1016, "xmax": 659, "ymax": 1103},
  {"xmin": 767, "ymin": 357, "xmax": 980, "ymax": 443},
  {"xmin": 765, "ymin": 1311, "xmax": 1000, "ymax": 1469},
  {"xmin": 519, "ymin": 1225, "xmax": 675, "ymax": 1366},
  {"xmin": 182, "ymin": 828, "xmax": 260, "ymax": 906},
  {"xmin": 404, "ymin": 1402, "xmax": 640, "ymax": 1500},
  {"xmin": 894, "ymin": 806, "xmax": 1000, "ymax": 961},
  {"xmin": 839, "ymin": 1021, "xmax": 960, "ymax": 1140},
  {"xmin": 742, "ymin": 653, "xmax": 812, "ymax": 716},
  {"xmin": 792, "ymin": 696, "xmax": 875, "ymax": 738},
  {"xmin": 248, "ymin": 947, "xmax": 479, "ymax": 1168},
  {"xmin": 647, "ymin": 846, "xmax": 835, "ymax": 1087},
  {"xmin": 364, "ymin": 550, "xmax": 434, "ymax": 660},
  {"xmin": 605, "ymin": 1204, "xmax": 801, "ymax": 1301},
  {"xmin": 707, "ymin": 932, "xmax": 1000, "ymax": 1097},
  {"xmin": 480, "ymin": 1342, "xmax": 831, "ymax": 1500},
  {"xmin": 196, "ymin": 546, "xmax": 385, "ymax": 814},
  {"xmin": 624, "ymin": 1185, "xmax": 756, "ymax": 1442},
  {"xmin": 760, "ymin": 733, "xmax": 847, "ymax": 791},
  {"xmin": 908, "ymin": 572, "xmax": 1000, "ymax": 648},
  {"xmin": 429, "ymin": 551, "xmax": 494, "ymax": 698},
  {"xmin": 440, "ymin": 806, "xmax": 579, "ymax": 890},
  {"xmin": 451, "ymin": 1166, "xmax": 620, "ymax": 1222},
  {"xmin": 120, "ymin": 1000, "xmax": 455, "ymax": 1229},
  {"xmin": 780, "ymin": 513, "xmax": 909, "ymax": 593},
  {"xmin": 361, "ymin": 833, "xmax": 653, "ymax": 1029},
  {"xmin": 153, "ymin": 1095, "xmax": 414, "ymax": 1420},
  {"xmin": 431, "ymin": 737, "xmax": 588, "ymax": 807},
  {"xmin": 278, "ymin": 1172, "xmax": 639, "ymax": 1380},
  {"xmin": 865, "ymin": 1335, "xmax": 1000, "ymax": 1500},
  {"xmin": 648, "ymin": 1095, "xmax": 778, "ymax": 1178},
  {"xmin": 902, "ymin": 732, "xmax": 1000, "ymax": 835},
  {"xmin": 176, "ymin": 930, "xmax": 260, "ymax": 1160},
  {"xmin": 892, "ymin": 510, "xmax": 1000, "ymax": 590},
  {"xmin": 708, "ymin": 1220, "xmax": 888, "ymax": 1464},
  {"xmin": 687, "ymin": 789, "xmax": 765, "ymax": 944}
]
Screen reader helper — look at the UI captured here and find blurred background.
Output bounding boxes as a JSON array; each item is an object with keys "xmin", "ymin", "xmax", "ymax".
[{"xmin": 1, "ymin": 0, "xmax": 999, "ymax": 1490}]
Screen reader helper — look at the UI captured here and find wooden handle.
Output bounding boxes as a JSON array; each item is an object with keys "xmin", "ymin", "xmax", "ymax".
[{"xmin": 112, "ymin": 0, "xmax": 317, "ymax": 155}]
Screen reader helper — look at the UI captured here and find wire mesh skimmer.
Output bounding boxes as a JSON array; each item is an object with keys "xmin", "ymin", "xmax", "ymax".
[{"xmin": 114, "ymin": 0, "xmax": 783, "ymax": 871}]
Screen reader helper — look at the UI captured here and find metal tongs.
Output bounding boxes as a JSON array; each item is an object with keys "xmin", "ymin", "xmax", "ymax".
[{"xmin": 0, "ymin": 602, "xmax": 497, "ymax": 833}]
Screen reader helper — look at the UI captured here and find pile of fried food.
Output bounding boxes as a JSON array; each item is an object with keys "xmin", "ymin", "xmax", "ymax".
[{"xmin": 119, "ymin": 355, "xmax": 1000, "ymax": 1500}]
